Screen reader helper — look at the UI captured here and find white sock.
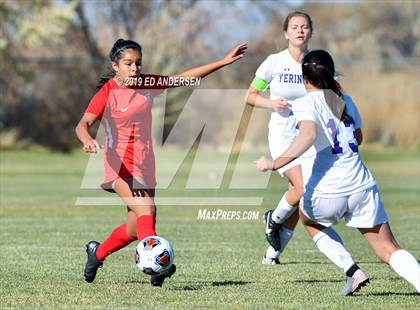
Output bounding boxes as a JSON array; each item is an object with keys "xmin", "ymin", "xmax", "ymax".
[
  {"xmin": 271, "ymin": 194, "xmax": 296, "ymax": 224},
  {"xmin": 265, "ymin": 227, "xmax": 294, "ymax": 259},
  {"xmin": 266, "ymin": 245, "xmax": 279, "ymax": 259},
  {"xmin": 389, "ymin": 249, "xmax": 420, "ymax": 292},
  {"xmin": 313, "ymin": 227, "xmax": 355, "ymax": 273}
]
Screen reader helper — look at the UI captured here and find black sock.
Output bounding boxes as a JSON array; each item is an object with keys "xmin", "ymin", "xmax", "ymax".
[{"xmin": 345, "ymin": 264, "xmax": 360, "ymax": 277}]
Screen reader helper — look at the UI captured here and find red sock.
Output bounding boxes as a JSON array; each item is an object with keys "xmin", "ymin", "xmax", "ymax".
[
  {"xmin": 96, "ymin": 224, "xmax": 135, "ymax": 261},
  {"xmin": 136, "ymin": 215, "xmax": 156, "ymax": 241}
]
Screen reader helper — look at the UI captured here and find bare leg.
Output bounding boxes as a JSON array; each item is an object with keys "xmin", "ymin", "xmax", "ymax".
[
  {"xmin": 263, "ymin": 166, "xmax": 303, "ymax": 262},
  {"xmin": 359, "ymin": 222, "xmax": 419, "ymax": 293},
  {"xmin": 284, "ymin": 165, "xmax": 304, "ymax": 206},
  {"xmin": 299, "ymin": 209, "xmax": 359, "ymax": 275},
  {"xmin": 84, "ymin": 177, "xmax": 155, "ymax": 283},
  {"xmin": 282, "ymin": 169, "xmax": 303, "ymax": 230},
  {"xmin": 113, "ymin": 177, "xmax": 155, "ymax": 217},
  {"xmin": 358, "ymin": 223, "xmax": 400, "ymax": 263},
  {"xmin": 126, "ymin": 208, "xmax": 138, "ymax": 239},
  {"xmin": 113, "ymin": 177, "xmax": 157, "ymax": 241},
  {"xmin": 298, "ymin": 208, "xmax": 326, "ymax": 236},
  {"xmin": 269, "ymin": 165, "xmax": 304, "ymax": 226}
]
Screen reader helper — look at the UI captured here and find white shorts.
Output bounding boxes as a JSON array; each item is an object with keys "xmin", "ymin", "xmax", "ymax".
[
  {"xmin": 300, "ymin": 185, "xmax": 388, "ymax": 228},
  {"xmin": 268, "ymin": 131, "xmax": 300, "ymax": 176}
]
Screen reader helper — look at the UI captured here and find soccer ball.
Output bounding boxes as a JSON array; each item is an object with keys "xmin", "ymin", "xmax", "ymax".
[{"xmin": 135, "ymin": 236, "xmax": 174, "ymax": 275}]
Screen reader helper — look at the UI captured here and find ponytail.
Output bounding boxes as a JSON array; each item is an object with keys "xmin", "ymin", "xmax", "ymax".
[
  {"xmin": 302, "ymin": 50, "xmax": 351, "ymax": 121},
  {"xmin": 97, "ymin": 68, "xmax": 116, "ymax": 90}
]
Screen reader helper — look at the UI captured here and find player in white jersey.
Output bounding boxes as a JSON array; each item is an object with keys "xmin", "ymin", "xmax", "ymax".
[
  {"xmin": 245, "ymin": 11, "xmax": 312, "ymax": 264},
  {"xmin": 256, "ymin": 50, "xmax": 420, "ymax": 295}
]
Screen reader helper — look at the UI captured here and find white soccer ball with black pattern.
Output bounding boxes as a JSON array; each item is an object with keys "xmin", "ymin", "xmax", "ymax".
[{"xmin": 135, "ymin": 236, "xmax": 174, "ymax": 275}]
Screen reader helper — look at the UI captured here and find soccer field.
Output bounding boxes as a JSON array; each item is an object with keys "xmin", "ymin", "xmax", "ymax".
[{"xmin": 0, "ymin": 148, "xmax": 419, "ymax": 309}]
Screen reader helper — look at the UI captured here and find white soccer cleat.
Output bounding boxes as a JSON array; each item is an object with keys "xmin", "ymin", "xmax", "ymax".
[
  {"xmin": 262, "ymin": 254, "xmax": 280, "ymax": 265},
  {"xmin": 341, "ymin": 269, "xmax": 370, "ymax": 296}
]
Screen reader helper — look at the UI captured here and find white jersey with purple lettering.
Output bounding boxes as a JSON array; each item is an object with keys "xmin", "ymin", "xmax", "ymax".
[
  {"xmin": 292, "ymin": 91, "xmax": 376, "ymax": 198},
  {"xmin": 252, "ymin": 48, "xmax": 307, "ymax": 137},
  {"xmin": 251, "ymin": 49, "xmax": 307, "ymax": 175}
]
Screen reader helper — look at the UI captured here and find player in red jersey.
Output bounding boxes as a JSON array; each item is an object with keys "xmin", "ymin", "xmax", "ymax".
[{"xmin": 75, "ymin": 38, "xmax": 247, "ymax": 286}]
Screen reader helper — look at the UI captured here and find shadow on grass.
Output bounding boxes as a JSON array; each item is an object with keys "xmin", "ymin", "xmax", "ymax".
[
  {"xmin": 125, "ymin": 280, "xmax": 150, "ymax": 284},
  {"xmin": 170, "ymin": 280, "xmax": 253, "ymax": 291},
  {"xmin": 366, "ymin": 292, "xmax": 419, "ymax": 296},
  {"xmin": 212, "ymin": 280, "xmax": 251, "ymax": 287},
  {"xmin": 280, "ymin": 260, "xmax": 383, "ymax": 265},
  {"xmin": 292, "ymin": 279, "xmax": 343, "ymax": 284},
  {"xmin": 279, "ymin": 261, "xmax": 330, "ymax": 265},
  {"xmin": 170, "ymin": 285, "xmax": 202, "ymax": 291}
]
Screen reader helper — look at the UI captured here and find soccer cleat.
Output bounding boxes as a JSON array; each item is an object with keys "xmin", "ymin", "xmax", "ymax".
[
  {"xmin": 84, "ymin": 241, "xmax": 103, "ymax": 283},
  {"xmin": 262, "ymin": 254, "xmax": 280, "ymax": 265},
  {"xmin": 264, "ymin": 209, "xmax": 282, "ymax": 251},
  {"xmin": 341, "ymin": 269, "xmax": 370, "ymax": 296},
  {"xmin": 150, "ymin": 264, "xmax": 177, "ymax": 287}
]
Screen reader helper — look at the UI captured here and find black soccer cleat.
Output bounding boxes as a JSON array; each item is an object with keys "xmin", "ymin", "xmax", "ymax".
[
  {"xmin": 84, "ymin": 241, "xmax": 103, "ymax": 283},
  {"xmin": 264, "ymin": 209, "xmax": 282, "ymax": 251},
  {"xmin": 150, "ymin": 264, "xmax": 177, "ymax": 287}
]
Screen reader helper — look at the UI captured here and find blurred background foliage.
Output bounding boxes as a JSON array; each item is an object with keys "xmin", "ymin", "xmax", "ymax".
[{"xmin": 0, "ymin": 0, "xmax": 418, "ymax": 151}]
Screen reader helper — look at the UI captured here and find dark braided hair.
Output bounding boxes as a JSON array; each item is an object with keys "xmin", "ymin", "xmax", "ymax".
[
  {"xmin": 97, "ymin": 38, "xmax": 142, "ymax": 89},
  {"xmin": 302, "ymin": 50, "xmax": 351, "ymax": 121}
]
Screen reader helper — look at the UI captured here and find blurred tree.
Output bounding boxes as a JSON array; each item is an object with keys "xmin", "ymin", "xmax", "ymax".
[
  {"xmin": 3, "ymin": 0, "xmax": 416, "ymax": 150},
  {"xmin": 248, "ymin": 1, "xmax": 419, "ymax": 147},
  {"xmin": 86, "ymin": 0, "xmax": 252, "ymax": 146},
  {"xmin": 0, "ymin": 0, "xmax": 79, "ymax": 150}
]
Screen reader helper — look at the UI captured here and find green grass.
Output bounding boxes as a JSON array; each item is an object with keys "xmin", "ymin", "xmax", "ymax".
[{"xmin": 0, "ymin": 147, "xmax": 419, "ymax": 309}]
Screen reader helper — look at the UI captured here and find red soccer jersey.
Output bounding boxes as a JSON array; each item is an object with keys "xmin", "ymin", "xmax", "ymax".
[{"xmin": 85, "ymin": 78, "xmax": 165, "ymax": 191}]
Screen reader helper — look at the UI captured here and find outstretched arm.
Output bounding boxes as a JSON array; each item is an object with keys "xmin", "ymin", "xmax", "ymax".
[
  {"xmin": 173, "ymin": 43, "xmax": 247, "ymax": 78},
  {"xmin": 256, "ymin": 120, "xmax": 317, "ymax": 171}
]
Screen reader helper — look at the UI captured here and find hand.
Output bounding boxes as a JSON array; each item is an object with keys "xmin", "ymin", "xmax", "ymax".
[
  {"xmin": 82, "ymin": 139, "xmax": 103, "ymax": 153},
  {"xmin": 270, "ymin": 98, "xmax": 288, "ymax": 112},
  {"xmin": 255, "ymin": 156, "xmax": 274, "ymax": 172},
  {"xmin": 221, "ymin": 42, "xmax": 247, "ymax": 65}
]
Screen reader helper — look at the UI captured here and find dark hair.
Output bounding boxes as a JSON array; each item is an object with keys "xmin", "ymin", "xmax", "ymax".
[
  {"xmin": 302, "ymin": 50, "xmax": 351, "ymax": 121},
  {"xmin": 283, "ymin": 11, "xmax": 313, "ymax": 32},
  {"xmin": 97, "ymin": 38, "xmax": 142, "ymax": 89}
]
